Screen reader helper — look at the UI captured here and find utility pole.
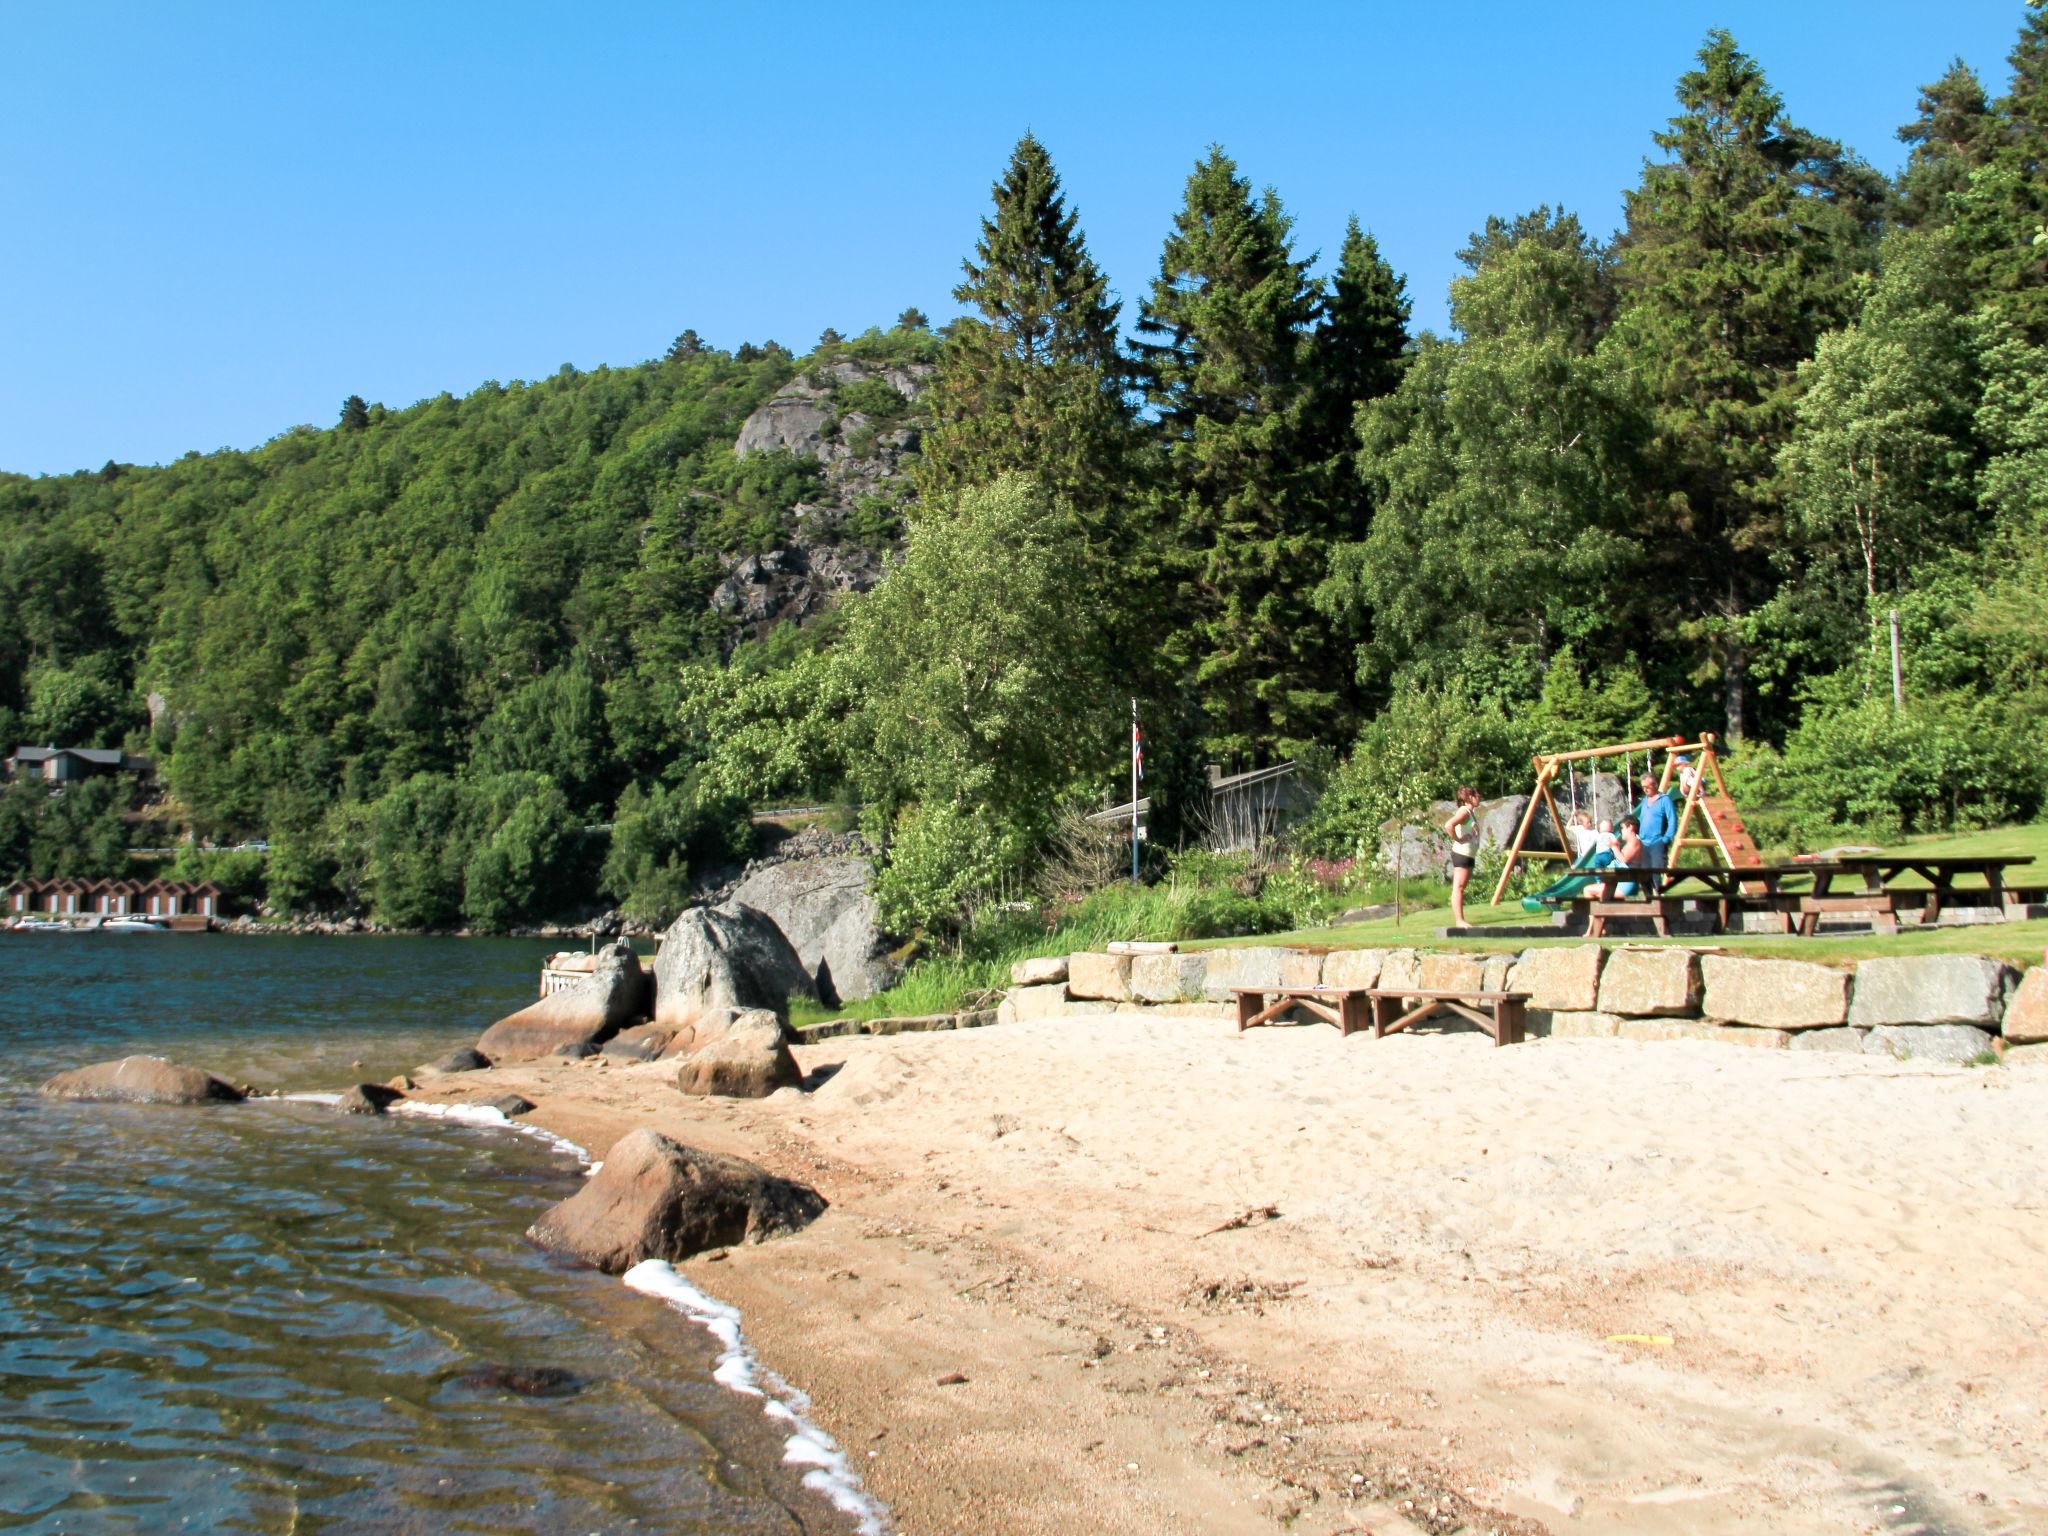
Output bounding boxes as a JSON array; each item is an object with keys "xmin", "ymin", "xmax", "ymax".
[
  {"xmin": 1130, "ymin": 697, "xmax": 1140, "ymax": 883},
  {"xmin": 1889, "ymin": 610, "xmax": 1904, "ymax": 708}
]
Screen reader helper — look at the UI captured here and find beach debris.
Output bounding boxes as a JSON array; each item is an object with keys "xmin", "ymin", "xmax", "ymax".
[
  {"xmin": 935, "ymin": 1372, "xmax": 969, "ymax": 1386},
  {"xmin": 525, "ymin": 1127, "xmax": 826, "ymax": 1273},
  {"xmin": 455, "ymin": 1364, "xmax": 582, "ymax": 1398},
  {"xmin": 420, "ymin": 1047, "xmax": 489, "ymax": 1075},
  {"xmin": 476, "ymin": 941, "xmax": 650, "ymax": 1064},
  {"xmin": 39, "ymin": 1056, "xmax": 246, "ymax": 1106},
  {"xmin": 333, "ymin": 1083, "xmax": 405, "ymax": 1115},
  {"xmin": 1605, "ymin": 1333, "xmax": 1675, "ymax": 1347},
  {"xmin": 1197, "ymin": 1205, "xmax": 1279, "ymax": 1238},
  {"xmin": 1182, "ymin": 1276, "xmax": 1303, "ymax": 1315}
]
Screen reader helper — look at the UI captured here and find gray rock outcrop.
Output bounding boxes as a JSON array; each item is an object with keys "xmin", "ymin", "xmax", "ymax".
[
  {"xmin": 476, "ymin": 942, "xmax": 649, "ymax": 1064},
  {"xmin": 1701, "ymin": 956, "xmax": 1849, "ymax": 1030},
  {"xmin": 653, "ymin": 902, "xmax": 814, "ymax": 1031},
  {"xmin": 674, "ymin": 1008, "xmax": 802, "ymax": 1098},
  {"xmin": 40, "ymin": 1056, "xmax": 245, "ymax": 1106},
  {"xmin": 729, "ymin": 855, "xmax": 898, "ymax": 1005},
  {"xmin": 1863, "ymin": 1024, "xmax": 1996, "ymax": 1065},
  {"xmin": 524, "ymin": 1128, "xmax": 826, "ymax": 1273},
  {"xmin": 1847, "ymin": 955, "xmax": 2019, "ymax": 1029}
]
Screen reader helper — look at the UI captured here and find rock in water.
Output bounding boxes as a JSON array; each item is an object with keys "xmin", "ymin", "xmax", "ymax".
[
  {"xmin": 39, "ymin": 1056, "xmax": 246, "ymax": 1106},
  {"xmin": 421, "ymin": 1047, "xmax": 490, "ymax": 1075},
  {"xmin": 525, "ymin": 1128, "xmax": 825, "ymax": 1273},
  {"xmin": 456, "ymin": 1364, "xmax": 581, "ymax": 1397},
  {"xmin": 675, "ymin": 1009, "xmax": 801, "ymax": 1099},
  {"xmin": 729, "ymin": 856, "xmax": 899, "ymax": 1005},
  {"xmin": 476, "ymin": 942, "xmax": 650, "ymax": 1064},
  {"xmin": 335, "ymin": 1083, "xmax": 405, "ymax": 1115},
  {"xmin": 653, "ymin": 902, "xmax": 813, "ymax": 1032},
  {"xmin": 485, "ymin": 1094, "xmax": 536, "ymax": 1118}
]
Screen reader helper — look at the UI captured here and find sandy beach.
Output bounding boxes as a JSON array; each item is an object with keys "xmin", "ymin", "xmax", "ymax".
[{"xmin": 430, "ymin": 1016, "xmax": 2048, "ymax": 1536}]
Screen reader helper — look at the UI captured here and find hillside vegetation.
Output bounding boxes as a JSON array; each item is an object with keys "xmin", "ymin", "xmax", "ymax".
[{"xmin": 4, "ymin": 11, "xmax": 2047, "ymax": 935}]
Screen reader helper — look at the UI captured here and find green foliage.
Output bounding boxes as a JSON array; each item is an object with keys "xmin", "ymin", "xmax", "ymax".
[
  {"xmin": 917, "ymin": 134, "xmax": 1137, "ymax": 530},
  {"xmin": 165, "ymin": 846, "xmax": 266, "ymax": 909},
  {"xmin": 837, "ymin": 475, "xmax": 1119, "ymax": 930},
  {"xmin": 4, "ymin": 778, "xmax": 137, "ymax": 881},
  {"xmin": 602, "ymin": 773, "xmax": 754, "ymax": 927},
  {"xmin": 1738, "ymin": 683, "xmax": 2045, "ymax": 840},
  {"xmin": 1135, "ymin": 145, "xmax": 1343, "ymax": 761},
  {"xmin": 1297, "ymin": 681, "xmax": 1528, "ymax": 858}
]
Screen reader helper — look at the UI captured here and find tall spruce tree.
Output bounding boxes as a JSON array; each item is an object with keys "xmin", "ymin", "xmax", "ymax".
[
  {"xmin": 915, "ymin": 134, "xmax": 1133, "ymax": 525},
  {"xmin": 1895, "ymin": 60, "xmax": 1996, "ymax": 228},
  {"xmin": 1951, "ymin": 7, "xmax": 2048, "ymax": 339},
  {"xmin": 1304, "ymin": 217, "xmax": 1411, "ymax": 474},
  {"xmin": 1133, "ymin": 146, "xmax": 1334, "ymax": 762},
  {"xmin": 1608, "ymin": 30, "xmax": 1883, "ymax": 738}
]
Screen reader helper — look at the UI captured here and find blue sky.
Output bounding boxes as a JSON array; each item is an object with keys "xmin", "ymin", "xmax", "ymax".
[{"xmin": 0, "ymin": 2, "xmax": 2030, "ymax": 476}]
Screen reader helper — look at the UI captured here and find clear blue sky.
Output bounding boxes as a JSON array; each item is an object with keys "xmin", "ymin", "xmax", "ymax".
[{"xmin": 0, "ymin": 2, "xmax": 2030, "ymax": 476}]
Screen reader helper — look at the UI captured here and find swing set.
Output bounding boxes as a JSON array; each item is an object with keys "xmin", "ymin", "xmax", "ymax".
[{"xmin": 1488, "ymin": 733, "xmax": 1764, "ymax": 907}]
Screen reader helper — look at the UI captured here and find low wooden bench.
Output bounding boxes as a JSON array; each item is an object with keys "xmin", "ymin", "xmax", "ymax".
[
  {"xmin": 1367, "ymin": 988, "xmax": 1530, "ymax": 1047},
  {"xmin": 1231, "ymin": 985, "xmax": 1372, "ymax": 1036}
]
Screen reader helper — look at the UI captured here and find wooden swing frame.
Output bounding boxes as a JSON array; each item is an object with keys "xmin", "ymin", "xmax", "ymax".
[{"xmin": 1487, "ymin": 732, "xmax": 1754, "ymax": 907}]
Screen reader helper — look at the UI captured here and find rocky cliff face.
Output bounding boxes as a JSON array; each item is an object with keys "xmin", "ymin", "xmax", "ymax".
[{"xmin": 719, "ymin": 358, "xmax": 933, "ymax": 638}]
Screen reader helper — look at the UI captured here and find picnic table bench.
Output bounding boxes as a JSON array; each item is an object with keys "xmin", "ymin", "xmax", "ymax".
[{"xmin": 1230, "ymin": 985, "xmax": 1529, "ymax": 1047}]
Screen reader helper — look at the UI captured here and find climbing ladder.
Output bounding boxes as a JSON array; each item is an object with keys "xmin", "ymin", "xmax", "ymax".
[{"xmin": 1665, "ymin": 736, "xmax": 1765, "ymax": 890}]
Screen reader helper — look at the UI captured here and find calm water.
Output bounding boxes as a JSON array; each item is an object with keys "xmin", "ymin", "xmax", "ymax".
[{"xmin": 0, "ymin": 935, "xmax": 856, "ymax": 1535}]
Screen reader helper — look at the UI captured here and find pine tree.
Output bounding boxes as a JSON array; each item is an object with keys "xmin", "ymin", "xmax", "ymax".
[
  {"xmin": 1951, "ymin": 8, "xmax": 2048, "ymax": 338},
  {"xmin": 1304, "ymin": 217, "xmax": 1410, "ymax": 475},
  {"xmin": 1609, "ymin": 30, "xmax": 1882, "ymax": 738},
  {"xmin": 896, "ymin": 306, "xmax": 929, "ymax": 331},
  {"xmin": 665, "ymin": 329, "xmax": 706, "ymax": 361},
  {"xmin": 1895, "ymin": 60, "xmax": 1996, "ymax": 228},
  {"xmin": 339, "ymin": 395, "xmax": 370, "ymax": 431},
  {"xmin": 915, "ymin": 133, "xmax": 1133, "ymax": 524},
  {"xmin": 1133, "ymin": 146, "xmax": 1332, "ymax": 762}
]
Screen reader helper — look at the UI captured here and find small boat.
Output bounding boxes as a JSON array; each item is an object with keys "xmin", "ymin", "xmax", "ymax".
[
  {"xmin": 7, "ymin": 916, "xmax": 74, "ymax": 933},
  {"xmin": 101, "ymin": 916, "xmax": 166, "ymax": 933}
]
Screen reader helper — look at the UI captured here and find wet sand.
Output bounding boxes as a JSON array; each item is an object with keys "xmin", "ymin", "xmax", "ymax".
[{"xmin": 427, "ymin": 1017, "xmax": 2048, "ymax": 1536}]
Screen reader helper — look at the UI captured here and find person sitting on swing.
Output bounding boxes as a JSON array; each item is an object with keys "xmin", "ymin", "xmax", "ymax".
[{"xmin": 1444, "ymin": 786, "xmax": 1482, "ymax": 928}]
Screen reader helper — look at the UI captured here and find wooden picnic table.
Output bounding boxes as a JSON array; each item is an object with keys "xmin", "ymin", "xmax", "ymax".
[{"xmin": 1567, "ymin": 855, "xmax": 2041, "ymax": 937}]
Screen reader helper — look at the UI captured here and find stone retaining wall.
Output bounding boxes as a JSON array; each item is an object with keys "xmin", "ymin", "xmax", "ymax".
[{"xmin": 993, "ymin": 945, "xmax": 2046, "ymax": 1065}]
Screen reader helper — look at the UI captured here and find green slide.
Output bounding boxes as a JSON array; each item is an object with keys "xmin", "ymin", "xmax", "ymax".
[{"xmin": 1521, "ymin": 870, "xmax": 1601, "ymax": 912}]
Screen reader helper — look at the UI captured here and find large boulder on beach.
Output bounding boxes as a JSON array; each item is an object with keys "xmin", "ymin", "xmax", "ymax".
[
  {"xmin": 335, "ymin": 1083, "xmax": 404, "ymax": 1115},
  {"xmin": 475, "ymin": 942, "xmax": 648, "ymax": 1064},
  {"xmin": 525, "ymin": 1127, "xmax": 826, "ymax": 1273},
  {"xmin": 39, "ymin": 1056, "xmax": 245, "ymax": 1106},
  {"xmin": 729, "ymin": 856, "xmax": 900, "ymax": 1005},
  {"xmin": 421, "ymin": 1047, "xmax": 490, "ymax": 1075},
  {"xmin": 1701, "ymin": 956, "xmax": 1848, "ymax": 1030},
  {"xmin": 2005, "ymin": 967, "xmax": 2048, "ymax": 1044},
  {"xmin": 1863, "ymin": 1023, "xmax": 1996, "ymax": 1065},
  {"xmin": 1847, "ymin": 955, "xmax": 2019, "ymax": 1030},
  {"xmin": 654, "ymin": 902, "xmax": 814, "ymax": 1031},
  {"xmin": 674, "ymin": 1009, "xmax": 801, "ymax": 1098}
]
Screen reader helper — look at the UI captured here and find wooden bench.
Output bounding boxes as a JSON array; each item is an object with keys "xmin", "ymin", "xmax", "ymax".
[
  {"xmin": 1231, "ymin": 985, "xmax": 1373, "ymax": 1036},
  {"xmin": 1367, "ymin": 988, "xmax": 1530, "ymax": 1047}
]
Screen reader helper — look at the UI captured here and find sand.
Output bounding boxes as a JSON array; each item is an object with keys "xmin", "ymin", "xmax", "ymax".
[{"xmin": 431, "ymin": 1017, "xmax": 2048, "ymax": 1536}]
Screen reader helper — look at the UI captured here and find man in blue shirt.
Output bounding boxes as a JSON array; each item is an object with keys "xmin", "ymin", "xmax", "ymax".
[{"xmin": 1636, "ymin": 772, "xmax": 1677, "ymax": 892}]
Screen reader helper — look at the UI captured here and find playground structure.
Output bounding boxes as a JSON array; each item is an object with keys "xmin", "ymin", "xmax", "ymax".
[{"xmin": 1488, "ymin": 734, "xmax": 1763, "ymax": 908}]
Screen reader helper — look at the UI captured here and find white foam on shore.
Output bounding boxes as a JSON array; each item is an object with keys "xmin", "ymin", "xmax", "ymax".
[
  {"xmin": 624, "ymin": 1259, "xmax": 888, "ymax": 1536},
  {"xmin": 373, "ymin": 1095, "xmax": 887, "ymax": 1534}
]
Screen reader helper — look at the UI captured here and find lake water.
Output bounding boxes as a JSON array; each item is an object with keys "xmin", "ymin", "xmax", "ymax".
[{"xmin": 0, "ymin": 934, "xmax": 863, "ymax": 1535}]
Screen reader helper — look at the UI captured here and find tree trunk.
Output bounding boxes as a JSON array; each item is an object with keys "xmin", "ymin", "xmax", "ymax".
[{"xmin": 1723, "ymin": 595, "xmax": 1747, "ymax": 742}]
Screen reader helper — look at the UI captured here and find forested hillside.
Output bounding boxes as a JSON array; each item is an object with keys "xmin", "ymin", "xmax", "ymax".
[{"xmin": 5, "ymin": 11, "xmax": 2047, "ymax": 934}]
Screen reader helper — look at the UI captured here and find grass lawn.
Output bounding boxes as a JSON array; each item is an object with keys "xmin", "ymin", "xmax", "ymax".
[{"xmin": 1190, "ymin": 820, "xmax": 2048, "ymax": 969}]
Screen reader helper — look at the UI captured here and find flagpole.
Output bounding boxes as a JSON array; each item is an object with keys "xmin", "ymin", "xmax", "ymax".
[{"xmin": 1130, "ymin": 697, "xmax": 1140, "ymax": 883}]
